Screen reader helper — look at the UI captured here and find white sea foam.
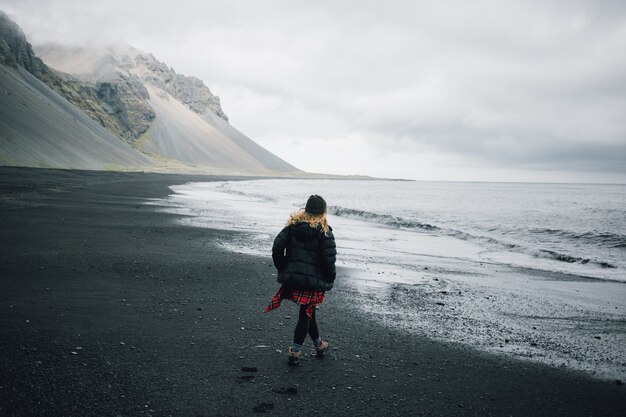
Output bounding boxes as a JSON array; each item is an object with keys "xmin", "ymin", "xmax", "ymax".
[{"xmin": 164, "ymin": 179, "xmax": 626, "ymax": 282}]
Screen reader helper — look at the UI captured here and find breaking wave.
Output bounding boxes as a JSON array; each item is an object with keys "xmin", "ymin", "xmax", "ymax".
[
  {"xmin": 329, "ymin": 207, "xmax": 440, "ymax": 231},
  {"xmin": 529, "ymin": 228, "xmax": 626, "ymax": 249},
  {"xmin": 329, "ymin": 206, "xmax": 617, "ymax": 269}
]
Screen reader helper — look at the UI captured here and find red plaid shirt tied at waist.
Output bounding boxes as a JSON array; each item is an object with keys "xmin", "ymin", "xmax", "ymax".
[{"xmin": 264, "ymin": 286, "xmax": 325, "ymax": 320}]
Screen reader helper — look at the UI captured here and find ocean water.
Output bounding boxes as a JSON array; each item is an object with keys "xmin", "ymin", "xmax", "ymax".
[
  {"xmin": 165, "ymin": 179, "xmax": 626, "ymax": 282},
  {"xmin": 156, "ymin": 179, "xmax": 626, "ymax": 380}
]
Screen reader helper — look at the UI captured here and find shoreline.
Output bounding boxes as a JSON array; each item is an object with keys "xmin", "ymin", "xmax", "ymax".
[
  {"xmin": 162, "ymin": 179, "xmax": 626, "ymax": 382},
  {"xmin": 1, "ymin": 166, "xmax": 625, "ymax": 416}
]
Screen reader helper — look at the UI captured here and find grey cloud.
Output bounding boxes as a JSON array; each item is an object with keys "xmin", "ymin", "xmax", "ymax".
[{"xmin": 1, "ymin": 0, "xmax": 625, "ymax": 181}]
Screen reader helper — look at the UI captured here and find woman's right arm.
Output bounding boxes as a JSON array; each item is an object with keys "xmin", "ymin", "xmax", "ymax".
[{"xmin": 272, "ymin": 226, "xmax": 289, "ymax": 270}]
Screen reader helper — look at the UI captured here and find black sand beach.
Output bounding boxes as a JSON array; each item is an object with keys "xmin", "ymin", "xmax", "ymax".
[{"xmin": 0, "ymin": 167, "xmax": 624, "ymax": 417}]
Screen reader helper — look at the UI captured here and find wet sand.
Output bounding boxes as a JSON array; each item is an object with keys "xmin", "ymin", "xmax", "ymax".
[
  {"xmin": 0, "ymin": 166, "xmax": 624, "ymax": 416},
  {"xmin": 337, "ymin": 257, "xmax": 626, "ymax": 382}
]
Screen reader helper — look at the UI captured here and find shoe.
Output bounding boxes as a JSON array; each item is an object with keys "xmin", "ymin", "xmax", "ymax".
[
  {"xmin": 287, "ymin": 348, "xmax": 301, "ymax": 366},
  {"xmin": 315, "ymin": 340, "xmax": 329, "ymax": 357}
]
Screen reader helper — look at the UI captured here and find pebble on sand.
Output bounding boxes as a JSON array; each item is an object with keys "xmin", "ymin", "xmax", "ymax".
[
  {"xmin": 252, "ymin": 402, "xmax": 274, "ymax": 413},
  {"xmin": 272, "ymin": 387, "xmax": 298, "ymax": 395}
]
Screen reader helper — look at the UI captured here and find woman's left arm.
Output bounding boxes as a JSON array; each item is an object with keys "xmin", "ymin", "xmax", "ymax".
[{"xmin": 320, "ymin": 230, "xmax": 337, "ymax": 281}]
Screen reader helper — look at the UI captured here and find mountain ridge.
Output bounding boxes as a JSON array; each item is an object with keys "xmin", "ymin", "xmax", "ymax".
[
  {"xmin": 36, "ymin": 43, "xmax": 229, "ymax": 123},
  {"xmin": 0, "ymin": 11, "xmax": 300, "ymax": 175},
  {"xmin": 0, "ymin": 10, "xmax": 154, "ymax": 170}
]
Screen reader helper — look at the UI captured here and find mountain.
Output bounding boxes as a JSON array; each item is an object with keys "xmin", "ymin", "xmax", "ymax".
[
  {"xmin": 0, "ymin": 12, "xmax": 153, "ymax": 170},
  {"xmin": 0, "ymin": 12, "xmax": 300, "ymax": 174},
  {"xmin": 36, "ymin": 43, "xmax": 298, "ymax": 173}
]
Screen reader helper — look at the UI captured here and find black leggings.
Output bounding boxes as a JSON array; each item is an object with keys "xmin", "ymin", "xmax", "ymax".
[{"xmin": 293, "ymin": 304, "xmax": 320, "ymax": 345}]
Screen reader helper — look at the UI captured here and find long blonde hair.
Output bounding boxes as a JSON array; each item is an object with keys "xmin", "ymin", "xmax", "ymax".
[{"xmin": 287, "ymin": 209, "xmax": 330, "ymax": 236}]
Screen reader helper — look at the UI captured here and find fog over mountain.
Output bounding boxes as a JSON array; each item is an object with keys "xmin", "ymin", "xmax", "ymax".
[
  {"xmin": 0, "ymin": 11, "xmax": 300, "ymax": 174},
  {"xmin": 0, "ymin": 13, "xmax": 153, "ymax": 170},
  {"xmin": 36, "ymin": 43, "xmax": 298, "ymax": 173}
]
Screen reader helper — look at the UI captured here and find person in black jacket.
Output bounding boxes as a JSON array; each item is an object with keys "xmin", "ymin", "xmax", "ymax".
[{"xmin": 264, "ymin": 195, "xmax": 337, "ymax": 366}]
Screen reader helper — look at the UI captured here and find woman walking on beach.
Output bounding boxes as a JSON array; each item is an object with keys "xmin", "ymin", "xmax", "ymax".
[{"xmin": 265, "ymin": 195, "xmax": 337, "ymax": 366}]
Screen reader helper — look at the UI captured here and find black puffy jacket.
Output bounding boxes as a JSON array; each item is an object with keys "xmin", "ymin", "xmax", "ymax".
[{"xmin": 272, "ymin": 222, "xmax": 337, "ymax": 291}]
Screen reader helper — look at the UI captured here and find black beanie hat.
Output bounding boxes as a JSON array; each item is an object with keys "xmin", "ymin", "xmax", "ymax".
[{"xmin": 305, "ymin": 195, "xmax": 327, "ymax": 215}]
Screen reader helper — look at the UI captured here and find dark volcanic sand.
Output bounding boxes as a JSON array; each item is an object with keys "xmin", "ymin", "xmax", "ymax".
[{"xmin": 0, "ymin": 166, "xmax": 624, "ymax": 417}]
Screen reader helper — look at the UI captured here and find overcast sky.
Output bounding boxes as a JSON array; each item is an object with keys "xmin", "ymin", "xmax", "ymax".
[{"xmin": 2, "ymin": 0, "xmax": 625, "ymax": 182}]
